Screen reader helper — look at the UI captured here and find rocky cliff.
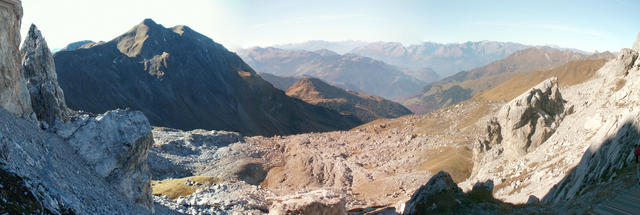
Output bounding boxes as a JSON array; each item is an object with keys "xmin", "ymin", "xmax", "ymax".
[
  {"xmin": 0, "ymin": 1, "xmax": 165, "ymax": 213},
  {"xmin": 462, "ymin": 35, "xmax": 640, "ymax": 206},
  {"xmin": 0, "ymin": 0, "xmax": 32, "ymax": 118},
  {"xmin": 54, "ymin": 19, "xmax": 361, "ymax": 136},
  {"xmin": 285, "ymin": 77, "xmax": 412, "ymax": 123},
  {"xmin": 20, "ymin": 24, "xmax": 69, "ymax": 127}
]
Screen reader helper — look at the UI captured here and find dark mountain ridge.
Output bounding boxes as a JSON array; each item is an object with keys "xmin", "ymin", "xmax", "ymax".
[{"xmin": 54, "ymin": 19, "xmax": 361, "ymax": 136}]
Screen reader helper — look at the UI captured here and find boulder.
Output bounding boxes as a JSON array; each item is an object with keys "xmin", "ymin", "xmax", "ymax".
[
  {"xmin": 20, "ymin": 24, "xmax": 68, "ymax": 127},
  {"xmin": 0, "ymin": 0, "xmax": 33, "ymax": 118},
  {"xmin": 267, "ymin": 190, "xmax": 346, "ymax": 215},
  {"xmin": 495, "ymin": 77, "xmax": 566, "ymax": 156},
  {"xmin": 403, "ymin": 171, "xmax": 463, "ymax": 215},
  {"xmin": 54, "ymin": 109, "xmax": 154, "ymax": 210}
]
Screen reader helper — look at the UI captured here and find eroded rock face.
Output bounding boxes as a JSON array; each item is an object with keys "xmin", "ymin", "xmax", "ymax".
[
  {"xmin": 20, "ymin": 24, "xmax": 68, "ymax": 127},
  {"xmin": 403, "ymin": 171, "xmax": 463, "ymax": 215},
  {"xmin": 54, "ymin": 109, "xmax": 153, "ymax": 210},
  {"xmin": 491, "ymin": 77, "xmax": 567, "ymax": 156},
  {"xmin": 0, "ymin": 0, "xmax": 33, "ymax": 118},
  {"xmin": 267, "ymin": 190, "xmax": 346, "ymax": 215}
]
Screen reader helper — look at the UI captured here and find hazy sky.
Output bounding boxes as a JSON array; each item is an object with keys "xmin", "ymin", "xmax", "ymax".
[{"xmin": 22, "ymin": 0, "xmax": 639, "ymax": 52}]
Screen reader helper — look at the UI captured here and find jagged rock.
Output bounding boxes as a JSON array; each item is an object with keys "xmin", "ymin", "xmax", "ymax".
[
  {"xmin": 20, "ymin": 24, "xmax": 68, "ymax": 127},
  {"xmin": 403, "ymin": 171, "xmax": 463, "ymax": 215},
  {"xmin": 598, "ymin": 48, "xmax": 639, "ymax": 78},
  {"xmin": 54, "ymin": 109, "xmax": 154, "ymax": 210},
  {"xmin": 495, "ymin": 77, "xmax": 566, "ymax": 156},
  {"xmin": 0, "ymin": 0, "xmax": 33, "ymax": 118},
  {"xmin": 267, "ymin": 190, "xmax": 346, "ymax": 215},
  {"xmin": 527, "ymin": 195, "xmax": 540, "ymax": 204},
  {"xmin": 0, "ymin": 107, "xmax": 154, "ymax": 214},
  {"xmin": 477, "ymin": 118, "xmax": 502, "ymax": 152},
  {"xmin": 543, "ymin": 118, "xmax": 640, "ymax": 203}
]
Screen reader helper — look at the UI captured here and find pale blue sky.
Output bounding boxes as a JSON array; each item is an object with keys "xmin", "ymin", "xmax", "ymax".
[{"xmin": 21, "ymin": 0, "xmax": 639, "ymax": 52}]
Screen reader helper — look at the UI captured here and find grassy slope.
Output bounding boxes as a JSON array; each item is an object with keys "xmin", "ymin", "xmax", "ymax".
[{"xmin": 474, "ymin": 59, "xmax": 608, "ymax": 102}]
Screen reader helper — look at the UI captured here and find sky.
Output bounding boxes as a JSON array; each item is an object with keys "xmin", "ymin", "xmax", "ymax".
[{"xmin": 21, "ymin": 0, "xmax": 640, "ymax": 52}]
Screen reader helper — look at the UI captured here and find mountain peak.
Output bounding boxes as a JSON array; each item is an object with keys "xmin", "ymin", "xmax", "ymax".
[{"xmin": 141, "ymin": 18, "xmax": 159, "ymax": 28}]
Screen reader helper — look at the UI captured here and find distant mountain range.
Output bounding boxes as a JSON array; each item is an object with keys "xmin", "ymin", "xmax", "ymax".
[
  {"xmin": 237, "ymin": 47, "xmax": 428, "ymax": 99},
  {"xmin": 53, "ymin": 19, "xmax": 362, "ymax": 136},
  {"xmin": 403, "ymin": 47, "xmax": 614, "ymax": 113},
  {"xmin": 285, "ymin": 77, "xmax": 412, "ymax": 123},
  {"xmin": 350, "ymin": 41, "xmax": 531, "ymax": 78},
  {"xmin": 271, "ymin": 40, "xmax": 533, "ymax": 79},
  {"xmin": 273, "ymin": 40, "xmax": 369, "ymax": 54}
]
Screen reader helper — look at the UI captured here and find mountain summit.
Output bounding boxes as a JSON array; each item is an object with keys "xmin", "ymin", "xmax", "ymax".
[{"xmin": 54, "ymin": 19, "xmax": 361, "ymax": 136}]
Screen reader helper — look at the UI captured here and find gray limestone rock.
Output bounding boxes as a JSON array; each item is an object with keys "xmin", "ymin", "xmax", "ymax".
[
  {"xmin": 267, "ymin": 190, "xmax": 346, "ymax": 215},
  {"xmin": 496, "ymin": 77, "xmax": 566, "ymax": 156},
  {"xmin": 0, "ymin": 0, "xmax": 33, "ymax": 117},
  {"xmin": 20, "ymin": 24, "xmax": 69, "ymax": 126},
  {"xmin": 54, "ymin": 109, "xmax": 154, "ymax": 210},
  {"xmin": 0, "ymin": 107, "xmax": 154, "ymax": 214}
]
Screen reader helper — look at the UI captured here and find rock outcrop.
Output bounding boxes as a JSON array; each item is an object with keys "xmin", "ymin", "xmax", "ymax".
[
  {"xmin": 403, "ymin": 171, "xmax": 463, "ymax": 215},
  {"xmin": 0, "ymin": 0, "xmax": 33, "ymax": 118},
  {"xmin": 478, "ymin": 77, "xmax": 567, "ymax": 159},
  {"xmin": 20, "ymin": 24, "xmax": 68, "ymax": 127},
  {"xmin": 0, "ymin": 107, "xmax": 154, "ymax": 214},
  {"xmin": 543, "ymin": 40, "xmax": 640, "ymax": 203},
  {"xmin": 267, "ymin": 190, "xmax": 346, "ymax": 215},
  {"xmin": 54, "ymin": 110, "xmax": 154, "ymax": 210},
  {"xmin": 54, "ymin": 19, "xmax": 361, "ymax": 136}
]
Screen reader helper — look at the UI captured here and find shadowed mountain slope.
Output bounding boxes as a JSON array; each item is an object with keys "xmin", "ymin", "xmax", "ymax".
[
  {"xmin": 54, "ymin": 19, "xmax": 361, "ymax": 136},
  {"xmin": 285, "ymin": 77, "xmax": 412, "ymax": 123}
]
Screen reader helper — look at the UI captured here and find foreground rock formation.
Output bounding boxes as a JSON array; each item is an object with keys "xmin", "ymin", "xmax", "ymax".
[
  {"xmin": 20, "ymin": 24, "xmax": 68, "ymax": 127},
  {"xmin": 0, "ymin": 0, "xmax": 32, "ymax": 118},
  {"xmin": 285, "ymin": 77, "xmax": 412, "ymax": 123},
  {"xmin": 54, "ymin": 110, "xmax": 154, "ymax": 210},
  {"xmin": 462, "ymin": 34, "xmax": 640, "ymax": 207},
  {"xmin": 54, "ymin": 19, "xmax": 361, "ymax": 136},
  {"xmin": 0, "ymin": 1, "xmax": 163, "ymax": 213}
]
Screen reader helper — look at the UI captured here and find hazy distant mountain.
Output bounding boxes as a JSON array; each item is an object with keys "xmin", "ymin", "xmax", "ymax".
[
  {"xmin": 286, "ymin": 77, "xmax": 412, "ymax": 123},
  {"xmin": 403, "ymin": 47, "xmax": 614, "ymax": 113},
  {"xmin": 54, "ymin": 19, "xmax": 362, "ymax": 136},
  {"xmin": 350, "ymin": 41, "xmax": 531, "ymax": 78},
  {"xmin": 274, "ymin": 40, "xmax": 369, "ymax": 54},
  {"xmin": 237, "ymin": 47, "xmax": 428, "ymax": 99}
]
